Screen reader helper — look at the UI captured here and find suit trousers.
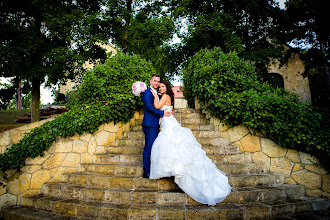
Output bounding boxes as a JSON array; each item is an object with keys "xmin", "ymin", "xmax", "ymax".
[{"xmin": 142, "ymin": 126, "xmax": 159, "ymax": 174}]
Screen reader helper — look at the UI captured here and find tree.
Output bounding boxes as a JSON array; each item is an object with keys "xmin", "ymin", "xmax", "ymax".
[
  {"xmin": 167, "ymin": 0, "xmax": 285, "ymax": 77},
  {"xmin": 0, "ymin": 77, "xmax": 31, "ymax": 110},
  {"xmin": 0, "ymin": 0, "xmax": 107, "ymax": 122},
  {"xmin": 280, "ymin": 0, "xmax": 329, "ymax": 107},
  {"xmin": 96, "ymin": 0, "xmax": 176, "ymax": 78}
]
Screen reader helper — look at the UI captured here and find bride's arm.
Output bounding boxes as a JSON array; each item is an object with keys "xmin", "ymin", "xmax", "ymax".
[{"xmin": 153, "ymin": 93, "xmax": 169, "ymax": 109}]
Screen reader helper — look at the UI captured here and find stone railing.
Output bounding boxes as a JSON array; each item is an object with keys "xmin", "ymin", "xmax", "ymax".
[
  {"xmin": 0, "ymin": 111, "xmax": 142, "ymax": 208},
  {"xmin": 195, "ymin": 99, "xmax": 330, "ymax": 199}
]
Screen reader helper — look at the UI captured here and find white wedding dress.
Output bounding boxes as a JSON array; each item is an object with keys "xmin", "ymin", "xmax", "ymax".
[{"xmin": 150, "ymin": 105, "xmax": 231, "ymax": 205}]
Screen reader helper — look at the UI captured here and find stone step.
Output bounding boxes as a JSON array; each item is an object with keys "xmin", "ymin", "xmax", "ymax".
[
  {"xmin": 180, "ymin": 124, "xmax": 215, "ymax": 131},
  {"xmin": 93, "ymin": 153, "xmax": 252, "ymax": 165},
  {"xmin": 228, "ymin": 173, "xmax": 285, "ymax": 187},
  {"xmin": 103, "ymin": 145, "xmax": 240, "ymax": 155},
  {"xmin": 122, "ymin": 130, "xmax": 226, "ymax": 142},
  {"xmin": 174, "ymin": 108, "xmax": 202, "ymax": 114},
  {"xmin": 81, "ymin": 163, "xmax": 266, "ymax": 177},
  {"xmin": 16, "ymin": 194, "xmax": 316, "ymax": 219},
  {"xmin": 41, "ymin": 181, "xmax": 304, "ymax": 205},
  {"xmin": 61, "ymin": 171, "xmax": 283, "ymax": 191},
  {"xmin": 116, "ymin": 138, "xmax": 145, "ymax": 147},
  {"xmin": 0, "ymin": 206, "xmax": 90, "ymax": 220},
  {"xmin": 130, "ymin": 124, "xmax": 216, "ymax": 132}
]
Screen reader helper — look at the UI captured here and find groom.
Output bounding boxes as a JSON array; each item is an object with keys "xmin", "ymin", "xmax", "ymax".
[{"xmin": 142, "ymin": 74, "xmax": 171, "ymax": 178}]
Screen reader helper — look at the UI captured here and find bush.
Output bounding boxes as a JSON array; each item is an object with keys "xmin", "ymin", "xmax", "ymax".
[
  {"xmin": 183, "ymin": 48, "xmax": 330, "ymax": 169},
  {"xmin": 0, "ymin": 53, "xmax": 153, "ymax": 171}
]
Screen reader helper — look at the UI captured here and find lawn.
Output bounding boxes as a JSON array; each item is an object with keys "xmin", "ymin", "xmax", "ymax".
[{"xmin": 0, "ymin": 109, "xmax": 30, "ymax": 132}]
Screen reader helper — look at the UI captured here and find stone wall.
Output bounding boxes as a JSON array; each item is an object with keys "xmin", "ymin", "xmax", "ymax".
[
  {"xmin": 0, "ymin": 105, "xmax": 329, "ymax": 208},
  {"xmin": 0, "ymin": 111, "xmax": 140, "ymax": 208},
  {"xmin": 195, "ymin": 99, "xmax": 330, "ymax": 198}
]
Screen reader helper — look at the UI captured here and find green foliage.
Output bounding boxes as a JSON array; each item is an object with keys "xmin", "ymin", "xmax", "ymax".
[
  {"xmin": 277, "ymin": 0, "xmax": 330, "ymax": 108},
  {"xmin": 168, "ymin": 0, "xmax": 285, "ymax": 77},
  {"xmin": 0, "ymin": 53, "xmax": 152, "ymax": 171},
  {"xmin": 183, "ymin": 48, "xmax": 330, "ymax": 169}
]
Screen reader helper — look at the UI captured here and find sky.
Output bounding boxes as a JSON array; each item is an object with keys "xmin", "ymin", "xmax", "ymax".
[{"xmin": 1, "ymin": 0, "xmax": 286, "ymax": 105}]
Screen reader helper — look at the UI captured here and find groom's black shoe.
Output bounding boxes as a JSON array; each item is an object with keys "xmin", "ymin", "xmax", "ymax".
[{"xmin": 143, "ymin": 173, "xmax": 150, "ymax": 178}]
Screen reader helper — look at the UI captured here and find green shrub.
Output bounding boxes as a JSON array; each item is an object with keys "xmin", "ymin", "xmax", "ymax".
[
  {"xmin": 0, "ymin": 53, "xmax": 153, "ymax": 171},
  {"xmin": 183, "ymin": 48, "xmax": 330, "ymax": 169}
]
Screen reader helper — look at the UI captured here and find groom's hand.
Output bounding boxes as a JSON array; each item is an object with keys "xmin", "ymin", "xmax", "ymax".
[{"xmin": 164, "ymin": 111, "xmax": 171, "ymax": 117}]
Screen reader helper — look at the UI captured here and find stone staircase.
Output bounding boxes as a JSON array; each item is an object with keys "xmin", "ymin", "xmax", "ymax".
[{"xmin": 0, "ymin": 108, "xmax": 327, "ymax": 219}]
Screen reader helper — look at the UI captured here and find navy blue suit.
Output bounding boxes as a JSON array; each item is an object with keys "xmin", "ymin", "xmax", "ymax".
[{"xmin": 142, "ymin": 88, "xmax": 164, "ymax": 174}]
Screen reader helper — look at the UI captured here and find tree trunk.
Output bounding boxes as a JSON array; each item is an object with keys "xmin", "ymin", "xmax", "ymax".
[
  {"xmin": 16, "ymin": 76, "xmax": 22, "ymax": 110},
  {"xmin": 320, "ymin": 42, "xmax": 330, "ymax": 90},
  {"xmin": 31, "ymin": 77, "xmax": 40, "ymax": 123},
  {"xmin": 122, "ymin": 0, "xmax": 132, "ymax": 54}
]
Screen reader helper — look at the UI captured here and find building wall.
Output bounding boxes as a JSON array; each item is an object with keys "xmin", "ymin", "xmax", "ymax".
[
  {"xmin": 59, "ymin": 44, "xmax": 117, "ymax": 95},
  {"xmin": 268, "ymin": 48, "xmax": 311, "ymax": 103}
]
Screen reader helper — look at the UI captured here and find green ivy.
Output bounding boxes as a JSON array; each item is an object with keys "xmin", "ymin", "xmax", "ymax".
[
  {"xmin": 0, "ymin": 53, "xmax": 153, "ymax": 171},
  {"xmin": 183, "ymin": 48, "xmax": 330, "ymax": 170}
]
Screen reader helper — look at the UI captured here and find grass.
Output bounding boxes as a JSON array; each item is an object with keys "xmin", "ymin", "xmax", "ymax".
[{"xmin": 0, "ymin": 109, "xmax": 30, "ymax": 132}]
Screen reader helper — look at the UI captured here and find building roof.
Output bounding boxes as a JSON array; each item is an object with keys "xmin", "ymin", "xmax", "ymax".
[{"xmin": 172, "ymin": 86, "xmax": 184, "ymax": 98}]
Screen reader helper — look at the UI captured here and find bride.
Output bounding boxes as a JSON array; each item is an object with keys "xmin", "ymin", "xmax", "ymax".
[{"xmin": 149, "ymin": 80, "xmax": 231, "ymax": 206}]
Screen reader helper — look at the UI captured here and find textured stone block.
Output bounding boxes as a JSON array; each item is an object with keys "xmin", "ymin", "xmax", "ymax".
[
  {"xmin": 53, "ymin": 199, "xmax": 76, "ymax": 216},
  {"xmin": 131, "ymin": 191, "xmax": 157, "ymax": 204},
  {"xmin": 0, "ymin": 193, "xmax": 17, "ymax": 208},
  {"xmin": 267, "ymin": 200, "xmax": 293, "ymax": 218},
  {"xmin": 69, "ymin": 174, "xmax": 89, "ymax": 186},
  {"xmin": 242, "ymin": 203, "xmax": 270, "ymax": 220},
  {"xmin": 10, "ymin": 129, "xmax": 22, "ymax": 144},
  {"xmin": 157, "ymin": 192, "xmax": 186, "ymax": 205},
  {"xmin": 292, "ymin": 163, "xmax": 304, "ymax": 172},
  {"xmin": 227, "ymin": 125, "xmax": 249, "ymax": 142},
  {"xmin": 103, "ymin": 121, "xmax": 119, "ymax": 132},
  {"xmin": 0, "ymin": 131, "xmax": 12, "ymax": 146},
  {"xmin": 305, "ymin": 165, "xmax": 328, "ymax": 175},
  {"xmin": 79, "ymin": 132, "xmax": 92, "ymax": 142},
  {"xmin": 157, "ymin": 205, "xmax": 186, "ymax": 220},
  {"xmin": 30, "ymin": 170, "xmax": 51, "ymax": 189},
  {"xmin": 186, "ymin": 206, "xmax": 216, "ymax": 219},
  {"xmin": 72, "ymin": 140, "xmax": 88, "ymax": 153},
  {"xmin": 89, "ymin": 175, "xmax": 110, "ymax": 188},
  {"xmin": 95, "ymin": 131, "xmax": 116, "ymax": 146},
  {"xmin": 270, "ymin": 157, "xmax": 294, "ymax": 177},
  {"xmin": 61, "ymin": 153, "xmax": 80, "ymax": 167},
  {"xmin": 299, "ymin": 152, "xmax": 320, "ymax": 164},
  {"xmin": 55, "ymin": 138, "xmax": 73, "ymax": 152},
  {"xmin": 105, "ymin": 189, "xmax": 130, "ymax": 204},
  {"xmin": 240, "ymin": 134, "xmax": 261, "ymax": 152},
  {"xmin": 252, "ymin": 152, "xmax": 270, "ymax": 171},
  {"xmin": 110, "ymin": 177, "xmax": 133, "ymax": 189},
  {"xmin": 261, "ymin": 138, "xmax": 286, "ymax": 157},
  {"xmin": 76, "ymin": 202, "xmax": 103, "ymax": 219},
  {"xmin": 322, "ymin": 174, "xmax": 330, "ymax": 193},
  {"xmin": 292, "ymin": 169, "xmax": 322, "ymax": 189},
  {"xmin": 100, "ymin": 203, "xmax": 129, "ymax": 220},
  {"xmin": 7, "ymin": 173, "xmax": 31, "ymax": 195},
  {"xmin": 133, "ymin": 178, "xmax": 158, "ymax": 190},
  {"xmin": 80, "ymin": 188, "xmax": 105, "ymax": 202},
  {"xmin": 285, "ymin": 149, "xmax": 301, "ymax": 163},
  {"xmin": 128, "ymin": 204, "xmax": 157, "ymax": 219}
]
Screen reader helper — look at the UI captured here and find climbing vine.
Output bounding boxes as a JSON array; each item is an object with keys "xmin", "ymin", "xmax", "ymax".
[
  {"xmin": 183, "ymin": 48, "xmax": 330, "ymax": 169},
  {"xmin": 0, "ymin": 53, "xmax": 152, "ymax": 171}
]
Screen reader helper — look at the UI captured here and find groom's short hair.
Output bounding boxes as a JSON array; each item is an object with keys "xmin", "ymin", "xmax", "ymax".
[{"xmin": 151, "ymin": 74, "xmax": 160, "ymax": 79}]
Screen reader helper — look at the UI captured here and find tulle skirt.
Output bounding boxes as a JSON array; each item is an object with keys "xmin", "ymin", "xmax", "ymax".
[{"xmin": 150, "ymin": 116, "xmax": 231, "ymax": 205}]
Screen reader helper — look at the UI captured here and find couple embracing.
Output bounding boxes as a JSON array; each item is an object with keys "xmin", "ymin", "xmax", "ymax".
[{"xmin": 142, "ymin": 74, "xmax": 231, "ymax": 206}]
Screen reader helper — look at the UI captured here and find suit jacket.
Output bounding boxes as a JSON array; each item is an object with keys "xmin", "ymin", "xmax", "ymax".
[{"xmin": 142, "ymin": 88, "xmax": 164, "ymax": 127}]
